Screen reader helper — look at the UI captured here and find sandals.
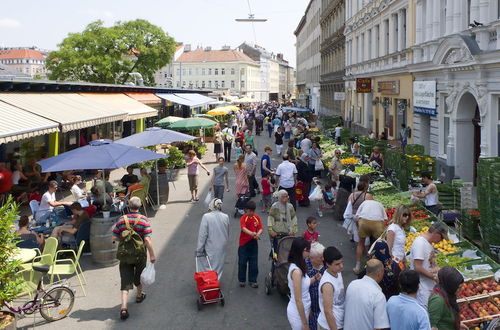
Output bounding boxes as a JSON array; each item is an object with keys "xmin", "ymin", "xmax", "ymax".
[
  {"xmin": 120, "ymin": 308, "xmax": 129, "ymax": 320},
  {"xmin": 136, "ymin": 292, "xmax": 147, "ymax": 303}
]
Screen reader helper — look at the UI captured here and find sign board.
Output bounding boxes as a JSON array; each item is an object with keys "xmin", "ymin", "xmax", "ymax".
[
  {"xmin": 356, "ymin": 78, "xmax": 372, "ymax": 93},
  {"xmin": 334, "ymin": 92, "xmax": 346, "ymax": 101},
  {"xmin": 413, "ymin": 81, "xmax": 437, "ymax": 116},
  {"xmin": 378, "ymin": 80, "xmax": 400, "ymax": 95}
]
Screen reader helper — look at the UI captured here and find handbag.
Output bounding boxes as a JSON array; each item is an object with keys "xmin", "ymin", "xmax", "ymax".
[
  {"xmin": 367, "ymin": 228, "xmax": 388, "ymax": 256},
  {"xmin": 314, "ymin": 159, "xmax": 324, "ymax": 171}
]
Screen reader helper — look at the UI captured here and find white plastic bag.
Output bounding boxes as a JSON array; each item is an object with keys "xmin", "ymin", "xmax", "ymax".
[
  {"xmin": 140, "ymin": 263, "xmax": 155, "ymax": 286},
  {"xmin": 314, "ymin": 159, "xmax": 324, "ymax": 171},
  {"xmin": 309, "ymin": 186, "xmax": 323, "ymax": 201},
  {"xmin": 204, "ymin": 191, "xmax": 212, "ymax": 206}
]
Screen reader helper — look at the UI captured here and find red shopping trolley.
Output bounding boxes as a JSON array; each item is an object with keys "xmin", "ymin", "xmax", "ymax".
[{"xmin": 194, "ymin": 255, "xmax": 225, "ymax": 310}]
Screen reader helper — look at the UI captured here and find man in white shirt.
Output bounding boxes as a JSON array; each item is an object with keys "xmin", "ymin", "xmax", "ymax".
[
  {"xmin": 334, "ymin": 125, "xmax": 342, "ymax": 144},
  {"xmin": 300, "ymin": 135, "xmax": 312, "ymax": 154},
  {"xmin": 37, "ymin": 180, "xmax": 71, "ymax": 224},
  {"xmin": 244, "ymin": 145, "xmax": 259, "ymax": 197},
  {"xmin": 410, "ymin": 222, "xmax": 448, "ymax": 308},
  {"xmin": 344, "ymin": 259, "xmax": 390, "ymax": 330},
  {"xmin": 354, "ymin": 199, "xmax": 388, "ymax": 274},
  {"xmin": 275, "ymin": 154, "xmax": 298, "ymax": 210},
  {"xmin": 221, "ymin": 124, "xmax": 234, "ymax": 163}
]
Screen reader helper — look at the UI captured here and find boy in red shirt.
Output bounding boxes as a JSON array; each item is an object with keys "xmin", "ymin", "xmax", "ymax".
[
  {"xmin": 238, "ymin": 200, "xmax": 263, "ymax": 288},
  {"xmin": 261, "ymin": 173, "xmax": 273, "ymax": 213},
  {"xmin": 303, "ymin": 216, "xmax": 319, "ymax": 243}
]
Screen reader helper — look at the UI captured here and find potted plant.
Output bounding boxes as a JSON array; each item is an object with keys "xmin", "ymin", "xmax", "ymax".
[
  {"xmin": 164, "ymin": 147, "xmax": 186, "ymax": 182},
  {"xmin": 0, "ymin": 197, "xmax": 23, "ymax": 329}
]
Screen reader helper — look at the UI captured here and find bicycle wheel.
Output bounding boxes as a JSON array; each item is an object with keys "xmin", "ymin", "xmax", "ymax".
[{"xmin": 39, "ymin": 286, "xmax": 75, "ymax": 321}]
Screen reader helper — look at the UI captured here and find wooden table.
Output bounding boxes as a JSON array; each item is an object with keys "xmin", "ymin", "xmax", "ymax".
[{"xmin": 12, "ymin": 248, "xmax": 37, "ymax": 263}]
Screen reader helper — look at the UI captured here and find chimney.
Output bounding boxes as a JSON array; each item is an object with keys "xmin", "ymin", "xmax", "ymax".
[
  {"xmin": 204, "ymin": 46, "xmax": 212, "ymax": 51},
  {"xmin": 184, "ymin": 44, "xmax": 191, "ymax": 52},
  {"xmin": 221, "ymin": 45, "xmax": 231, "ymax": 51}
]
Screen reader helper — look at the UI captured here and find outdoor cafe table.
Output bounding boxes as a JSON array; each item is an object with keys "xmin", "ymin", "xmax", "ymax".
[{"xmin": 12, "ymin": 248, "xmax": 37, "ymax": 263}]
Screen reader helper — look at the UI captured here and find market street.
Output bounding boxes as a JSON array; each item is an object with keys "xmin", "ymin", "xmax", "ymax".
[{"xmin": 17, "ymin": 131, "xmax": 357, "ymax": 330}]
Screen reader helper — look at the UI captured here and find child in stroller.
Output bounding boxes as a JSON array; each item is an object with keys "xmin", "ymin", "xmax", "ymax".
[{"xmin": 312, "ymin": 178, "xmax": 337, "ymax": 217}]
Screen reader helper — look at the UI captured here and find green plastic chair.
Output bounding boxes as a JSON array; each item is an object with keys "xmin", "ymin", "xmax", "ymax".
[
  {"xmin": 15, "ymin": 268, "xmax": 41, "ymax": 299},
  {"xmin": 142, "ymin": 177, "xmax": 156, "ymax": 208},
  {"xmin": 21, "ymin": 237, "xmax": 59, "ymax": 271},
  {"xmin": 49, "ymin": 240, "xmax": 87, "ymax": 296},
  {"xmin": 130, "ymin": 188, "xmax": 148, "ymax": 216}
]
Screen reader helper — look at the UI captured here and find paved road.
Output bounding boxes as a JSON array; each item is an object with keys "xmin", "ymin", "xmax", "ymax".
[{"xmin": 17, "ymin": 131, "xmax": 357, "ymax": 330}]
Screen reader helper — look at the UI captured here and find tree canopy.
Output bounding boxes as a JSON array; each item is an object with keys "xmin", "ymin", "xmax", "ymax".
[{"xmin": 46, "ymin": 19, "xmax": 176, "ymax": 86}]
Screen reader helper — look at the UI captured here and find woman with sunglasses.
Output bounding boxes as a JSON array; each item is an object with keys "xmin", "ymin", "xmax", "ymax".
[
  {"xmin": 387, "ymin": 205, "xmax": 413, "ymax": 270},
  {"xmin": 287, "ymin": 237, "xmax": 320, "ymax": 330}
]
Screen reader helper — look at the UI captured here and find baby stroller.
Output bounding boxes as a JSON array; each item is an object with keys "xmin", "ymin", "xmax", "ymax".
[
  {"xmin": 311, "ymin": 178, "xmax": 335, "ymax": 217},
  {"xmin": 234, "ymin": 193, "xmax": 251, "ymax": 218},
  {"xmin": 264, "ymin": 235, "xmax": 295, "ymax": 296}
]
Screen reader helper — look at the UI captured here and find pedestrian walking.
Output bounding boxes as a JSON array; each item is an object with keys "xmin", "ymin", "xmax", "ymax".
[
  {"xmin": 222, "ymin": 124, "xmax": 233, "ymax": 163},
  {"xmin": 399, "ymin": 124, "xmax": 411, "ymax": 152},
  {"xmin": 287, "ymin": 237, "xmax": 319, "ymax": 330},
  {"xmin": 209, "ymin": 157, "xmax": 229, "ymax": 201},
  {"xmin": 234, "ymin": 154, "xmax": 249, "ymax": 196},
  {"xmin": 186, "ymin": 150, "xmax": 210, "ymax": 202},
  {"xmin": 196, "ymin": 198, "xmax": 230, "ymax": 279},
  {"xmin": 317, "ymin": 246, "xmax": 345, "ymax": 330},
  {"xmin": 343, "ymin": 259, "xmax": 390, "ymax": 330},
  {"xmin": 260, "ymin": 146, "xmax": 273, "ymax": 177},
  {"xmin": 275, "ymin": 126, "xmax": 284, "ymax": 155},
  {"xmin": 238, "ymin": 201, "xmax": 263, "ymax": 288},
  {"xmin": 213, "ymin": 128, "xmax": 223, "ymax": 160},
  {"xmin": 275, "ymin": 154, "xmax": 298, "ymax": 209},
  {"xmin": 244, "ymin": 144, "xmax": 259, "ymax": 196},
  {"xmin": 334, "ymin": 124, "xmax": 342, "ymax": 145},
  {"xmin": 306, "ymin": 242, "xmax": 326, "ymax": 330},
  {"xmin": 112, "ymin": 197, "xmax": 156, "ymax": 320},
  {"xmin": 386, "ymin": 270, "xmax": 432, "ymax": 330}
]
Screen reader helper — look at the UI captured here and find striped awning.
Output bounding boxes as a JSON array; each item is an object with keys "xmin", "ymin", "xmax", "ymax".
[
  {"xmin": 0, "ymin": 93, "xmax": 127, "ymax": 133},
  {"xmin": 0, "ymin": 101, "xmax": 59, "ymax": 143},
  {"xmin": 81, "ymin": 93, "xmax": 158, "ymax": 121}
]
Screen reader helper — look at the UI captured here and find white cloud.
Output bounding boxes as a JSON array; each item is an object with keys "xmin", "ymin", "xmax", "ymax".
[{"xmin": 0, "ymin": 18, "xmax": 21, "ymax": 28}]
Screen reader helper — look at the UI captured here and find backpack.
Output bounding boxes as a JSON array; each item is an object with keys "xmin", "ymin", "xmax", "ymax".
[{"xmin": 116, "ymin": 215, "xmax": 147, "ymax": 264}]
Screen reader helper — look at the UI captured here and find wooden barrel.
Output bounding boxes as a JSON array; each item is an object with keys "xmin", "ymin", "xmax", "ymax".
[{"xmin": 90, "ymin": 213, "xmax": 121, "ymax": 266}]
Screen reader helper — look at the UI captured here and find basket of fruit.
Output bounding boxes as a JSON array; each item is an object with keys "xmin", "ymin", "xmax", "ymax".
[
  {"xmin": 458, "ymin": 276, "xmax": 500, "ymax": 301},
  {"xmin": 459, "ymin": 296, "xmax": 500, "ymax": 328}
]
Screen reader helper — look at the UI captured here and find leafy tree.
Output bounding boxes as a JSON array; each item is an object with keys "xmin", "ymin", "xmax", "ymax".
[{"xmin": 46, "ymin": 19, "xmax": 176, "ymax": 86}]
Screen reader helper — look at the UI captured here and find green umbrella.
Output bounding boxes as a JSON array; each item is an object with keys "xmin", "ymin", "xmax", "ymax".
[
  {"xmin": 193, "ymin": 114, "xmax": 219, "ymax": 122},
  {"xmin": 155, "ymin": 116, "xmax": 183, "ymax": 128},
  {"xmin": 168, "ymin": 117, "xmax": 217, "ymax": 131}
]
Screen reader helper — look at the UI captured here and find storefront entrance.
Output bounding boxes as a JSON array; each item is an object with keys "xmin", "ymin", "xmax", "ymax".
[{"xmin": 455, "ymin": 92, "xmax": 481, "ymax": 183}]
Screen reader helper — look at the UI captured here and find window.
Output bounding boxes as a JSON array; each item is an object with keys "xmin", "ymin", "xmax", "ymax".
[
  {"xmin": 367, "ymin": 29, "xmax": 372, "ymax": 60},
  {"xmin": 188, "ymin": 69, "xmax": 192, "ymax": 75},
  {"xmin": 208, "ymin": 68, "xmax": 212, "ymax": 75},
  {"xmin": 196, "ymin": 68, "xmax": 199, "ymax": 75},
  {"xmin": 241, "ymin": 80, "xmax": 245, "ymax": 88},
  {"xmin": 208, "ymin": 81, "xmax": 212, "ymax": 88},
  {"xmin": 440, "ymin": 0, "xmax": 447, "ymax": 35},
  {"xmin": 202, "ymin": 68, "xmax": 205, "ymax": 75},
  {"xmin": 221, "ymin": 68, "xmax": 225, "ymax": 75},
  {"xmin": 360, "ymin": 33, "xmax": 365, "ymax": 61},
  {"xmin": 240, "ymin": 68, "xmax": 245, "ymax": 75},
  {"xmin": 195, "ymin": 81, "xmax": 199, "ymax": 87},
  {"xmin": 231, "ymin": 80, "xmax": 235, "ymax": 88},
  {"xmin": 221, "ymin": 81, "xmax": 225, "ymax": 88},
  {"xmin": 393, "ymin": 13, "xmax": 399, "ymax": 52},
  {"xmin": 467, "ymin": 0, "xmax": 472, "ymax": 26},
  {"xmin": 375, "ymin": 25, "xmax": 380, "ymax": 57},
  {"xmin": 215, "ymin": 81, "xmax": 219, "ymax": 88},
  {"xmin": 202, "ymin": 81, "xmax": 206, "ymax": 88},
  {"xmin": 182, "ymin": 69, "xmax": 186, "ymax": 76},
  {"xmin": 443, "ymin": 116, "xmax": 450, "ymax": 155},
  {"xmin": 215, "ymin": 69, "xmax": 218, "ymax": 75},
  {"xmin": 183, "ymin": 81, "xmax": 186, "ymax": 86},
  {"xmin": 231, "ymin": 68, "xmax": 235, "ymax": 75},
  {"xmin": 384, "ymin": 19, "xmax": 390, "ymax": 55}
]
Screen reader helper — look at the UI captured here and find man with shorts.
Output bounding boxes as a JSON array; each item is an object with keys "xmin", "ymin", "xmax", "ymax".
[
  {"xmin": 112, "ymin": 197, "xmax": 156, "ymax": 320},
  {"xmin": 353, "ymin": 199, "xmax": 387, "ymax": 274}
]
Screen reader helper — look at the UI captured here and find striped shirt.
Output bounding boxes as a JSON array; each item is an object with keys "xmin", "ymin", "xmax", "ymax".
[
  {"xmin": 306, "ymin": 258, "xmax": 326, "ymax": 330},
  {"xmin": 112, "ymin": 212, "xmax": 152, "ymax": 238}
]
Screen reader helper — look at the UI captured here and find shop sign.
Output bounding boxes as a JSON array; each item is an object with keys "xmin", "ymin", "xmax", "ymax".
[
  {"xmin": 413, "ymin": 81, "xmax": 437, "ymax": 116},
  {"xmin": 334, "ymin": 92, "xmax": 345, "ymax": 101},
  {"xmin": 377, "ymin": 80, "xmax": 400, "ymax": 95},
  {"xmin": 356, "ymin": 78, "xmax": 372, "ymax": 93}
]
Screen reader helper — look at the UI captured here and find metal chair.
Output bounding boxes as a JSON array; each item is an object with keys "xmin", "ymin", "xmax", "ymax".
[{"xmin": 49, "ymin": 241, "xmax": 87, "ymax": 296}]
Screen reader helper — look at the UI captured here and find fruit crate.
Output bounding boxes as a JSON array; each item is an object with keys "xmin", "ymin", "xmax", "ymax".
[
  {"xmin": 459, "ymin": 295, "xmax": 500, "ymax": 328},
  {"xmin": 457, "ymin": 276, "xmax": 500, "ymax": 302}
]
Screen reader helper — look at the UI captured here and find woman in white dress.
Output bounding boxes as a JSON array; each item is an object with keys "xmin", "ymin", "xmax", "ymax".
[
  {"xmin": 287, "ymin": 237, "xmax": 321, "ymax": 330},
  {"xmin": 387, "ymin": 204, "xmax": 413, "ymax": 269}
]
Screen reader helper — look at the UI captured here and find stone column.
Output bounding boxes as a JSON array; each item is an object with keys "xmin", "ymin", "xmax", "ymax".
[
  {"xmin": 425, "ymin": 0, "xmax": 433, "ymax": 40},
  {"xmin": 372, "ymin": 26, "xmax": 378, "ymax": 58},
  {"xmin": 416, "ymin": 1, "xmax": 423, "ymax": 44},
  {"xmin": 398, "ymin": 10, "xmax": 405, "ymax": 51},
  {"xmin": 365, "ymin": 30, "xmax": 370, "ymax": 60},
  {"xmin": 381, "ymin": 20, "xmax": 387, "ymax": 56},
  {"xmin": 433, "ymin": 0, "xmax": 440, "ymax": 39},
  {"xmin": 453, "ymin": 0, "xmax": 462, "ymax": 33},
  {"xmin": 389, "ymin": 14, "xmax": 396, "ymax": 53},
  {"xmin": 446, "ymin": 0, "xmax": 454, "ymax": 35}
]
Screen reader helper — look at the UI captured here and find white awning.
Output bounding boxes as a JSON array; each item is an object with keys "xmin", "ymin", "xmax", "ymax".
[
  {"xmin": 80, "ymin": 93, "xmax": 158, "ymax": 121},
  {"xmin": 0, "ymin": 93, "xmax": 127, "ymax": 133},
  {"xmin": 175, "ymin": 93, "xmax": 217, "ymax": 107},
  {"xmin": 156, "ymin": 93, "xmax": 199, "ymax": 107},
  {"xmin": 0, "ymin": 101, "xmax": 59, "ymax": 143}
]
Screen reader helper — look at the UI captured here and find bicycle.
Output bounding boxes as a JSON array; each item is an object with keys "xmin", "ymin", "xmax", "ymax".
[{"xmin": 3, "ymin": 264, "xmax": 75, "ymax": 322}]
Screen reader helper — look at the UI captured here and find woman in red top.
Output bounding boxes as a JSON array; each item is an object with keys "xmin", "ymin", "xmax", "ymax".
[
  {"xmin": 235, "ymin": 127, "xmax": 245, "ymax": 146},
  {"xmin": 238, "ymin": 201, "xmax": 263, "ymax": 288}
]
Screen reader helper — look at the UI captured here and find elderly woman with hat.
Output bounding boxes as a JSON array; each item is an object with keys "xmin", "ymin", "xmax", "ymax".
[{"xmin": 196, "ymin": 198, "xmax": 230, "ymax": 279}]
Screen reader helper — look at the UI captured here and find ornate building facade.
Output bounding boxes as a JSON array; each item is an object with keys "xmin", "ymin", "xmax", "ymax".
[{"xmin": 320, "ymin": 0, "xmax": 346, "ymax": 117}]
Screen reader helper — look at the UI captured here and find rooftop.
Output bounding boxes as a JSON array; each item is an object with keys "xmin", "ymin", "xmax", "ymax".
[
  {"xmin": 177, "ymin": 48, "xmax": 256, "ymax": 63},
  {"xmin": 0, "ymin": 49, "xmax": 46, "ymax": 60}
]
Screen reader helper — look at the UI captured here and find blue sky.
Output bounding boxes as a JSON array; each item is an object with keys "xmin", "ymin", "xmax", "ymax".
[{"xmin": 0, "ymin": 0, "xmax": 307, "ymax": 67}]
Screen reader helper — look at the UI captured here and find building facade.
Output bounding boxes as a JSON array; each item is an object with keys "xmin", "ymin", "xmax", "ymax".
[
  {"xmin": 344, "ymin": 0, "xmax": 414, "ymax": 137},
  {"xmin": 295, "ymin": 0, "xmax": 322, "ymax": 111},
  {"xmin": 0, "ymin": 48, "xmax": 48, "ymax": 78},
  {"xmin": 154, "ymin": 44, "xmax": 185, "ymax": 88},
  {"xmin": 169, "ymin": 47, "xmax": 261, "ymax": 99},
  {"xmin": 409, "ymin": 0, "xmax": 500, "ymax": 183},
  {"xmin": 320, "ymin": 0, "xmax": 346, "ymax": 117}
]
